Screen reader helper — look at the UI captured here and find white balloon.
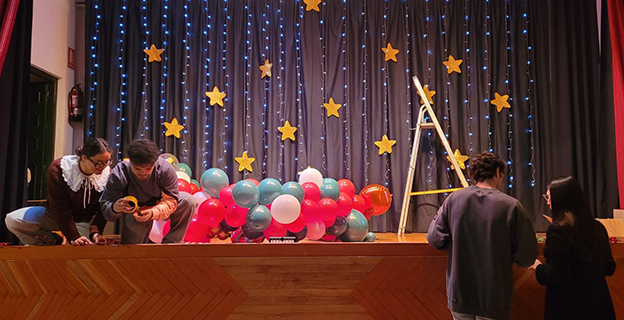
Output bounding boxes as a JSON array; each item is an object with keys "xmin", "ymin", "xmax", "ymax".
[
  {"xmin": 176, "ymin": 171, "xmax": 191, "ymax": 183},
  {"xmin": 298, "ymin": 168, "xmax": 323, "ymax": 187},
  {"xmin": 149, "ymin": 219, "xmax": 167, "ymax": 243},
  {"xmin": 270, "ymin": 194, "xmax": 301, "ymax": 224}
]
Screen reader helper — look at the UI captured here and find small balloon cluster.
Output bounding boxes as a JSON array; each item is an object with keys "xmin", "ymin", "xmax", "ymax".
[{"xmin": 155, "ymin": 154, "xmax": 392, "ymax": 244}]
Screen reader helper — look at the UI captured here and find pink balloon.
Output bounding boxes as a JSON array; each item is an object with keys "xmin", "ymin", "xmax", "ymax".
[
  {"xmin": 301, "ymin": 199, "xmax": 320, "ymax": 223},
  {"xmin": 336, "ymin": 192, "xmax": 354, "ymax": 217},
  {"xmin": 263, "ymin": 218, "xmax": 287, "ymax": 238},
  {"xmin": 352, "ymin": 195, "xmax": 368, "ymax": 214},
  {"xmin": 337, "ymin": 179, "xmax": 356, "ymax": 198},
  {"xmin": 219, "ymin": 184, "xmax": 235, "ymax": 207},
  {"xmin": 305, "ymin": 220, "xmax": 325, "ymax": 240},
  {"xmin": 197, "ymin": 198, "xmax": 226, "ymax": 227},
  {"xmin": 286, "ymin": 212, "xmax": 306, "ymax": 233},
  {"xmin": 224, "ymin": 204, "xmax": 248, "ymax": 227},
  {"xmin": 317, "ymin": 198, "xmax": 338, "ymax": 221},
  {"xmin": 302, "ymin": 182, "xmax": 321, "ymax": 202},
  {"xmin": 246, "ymin": 178, "xmax": 260, "ymax": 186}
]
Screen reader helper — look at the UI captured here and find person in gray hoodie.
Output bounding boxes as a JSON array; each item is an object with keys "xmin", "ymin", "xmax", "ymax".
[
  {"xmin": 100, "ymin": 139, "xmax": 196, "ymax": 244},
  {"xmin": 427, "ymin": 152, "xmax": 538, "ymax": 320}
]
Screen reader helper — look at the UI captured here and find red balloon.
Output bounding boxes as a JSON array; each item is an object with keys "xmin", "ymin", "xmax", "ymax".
[
  {"xmin": 286, "ymin": 212, "xmax": 306, "ymax": 233},
  {"xmin": 177, "ymin": 179, "xmax": 192, "ymax": 193},
  {"xmin": 363, "ymin": 210, "xmax": 372, "ymax": 220},
  {"xmin": 359, "ymin": 184, "xmax": 393, "ymax": 216},
  {"xmin": 336, "ymin": 192, "xmax": 354, "ymax": 217},
  {"xmin": 337, "ymin": 179, "xmax": 356, "ymax": 198},
  {"xmin": 190, "ymin": 183, "xmax": 199, "ymax": 194},
  {"xmin": 317, "ymin": 198, "xmax": 338, "ymax": 221},
  {"xmin": 197, "ymin": 198, "xmax": 226, "ymax": 227},
  {"xmin": 352, "ymin": 195, "xmax": 368, "ymax": 214},
  {"xmin": 162, "ymin": 220, "xmax": 171, "ymax": 236},
  {"xmin": 263, "ymin": 218, "xmax": 287, "ymax": 238},
  {"xmin": 322, "ymin": 234, "xmax": 337, "ymax": 242},
  {"xmin": 301, "ymin": 199, "xmax": 320, "ymax": 223},
  {"xmin": 302, "ymin": 182, "xmax": 321, "ymax": 202},
  {"xmin": 224, "ymin": 204, "xmax": 248, "ymax": 228},
  {"xmin": 184, "ymin": 218, "xmax": 212, "ymax": 242},
  {"xmin": 246, "ymin": 178, "xmax": 260, "ymax": 186},
  {"xmin": 219, "ymin": 184, "xmax": 235, "ymax": 207},
  {"xmin": 323, "ymin": 218, "xmax": 335, "ymax": 228}
]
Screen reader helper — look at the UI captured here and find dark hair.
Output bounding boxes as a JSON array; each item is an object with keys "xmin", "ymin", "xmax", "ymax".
[
  {"xmin": 468, "ymin": 152, "xmax": 507, "ymax": 182},
  {"xmin": 126, "ymin": 139, "xmax": 160, "ymax": 166},
  {"xmin": 75, "ymin": 138, "xmax": 111, "ymax": 158},
  {"xmin": 548, "ymin": 176, "xmax": 611, "ymax": 264}
]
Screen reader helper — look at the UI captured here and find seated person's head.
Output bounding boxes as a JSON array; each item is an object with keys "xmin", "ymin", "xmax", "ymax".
[
  {"xmin": 127, "ymin": 139, "xmax": 160, "ymax": 180},
  {"xmin": 469, "ymin": 152, "xmax": 507, "ymax": 188}
]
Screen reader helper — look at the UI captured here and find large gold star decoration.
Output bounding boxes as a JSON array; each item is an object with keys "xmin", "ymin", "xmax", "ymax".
[
  {"xmin": 381, "ymin": 43, "xmax": 399, "ymax": 62},
  {"xmin": 278, "ymin": 120, "xmax": 297, "ymax": 141},
  {"xmin": 235, "ymin": 151, "xmax": 255, "ymax": 172},
  {"xmin": 144, "ymin": 44, "xmax": 164, "ymax": 63},
  {"xmin": 259, "ymin": 59, "xmax": 272, "ymax": 78},
  {"xmin": 446, "ymin": 149, "xmax": 470, "ymax": 170},
  {"xmin": 491, "ymin": 92, "xmax": 511, "ymax": 112},
  {"xmin": 205, "ymin": 86, "xmax": 226, "ymax": 107},
  {"xmin": 164, "ymin": 118, "xmax": 184, "ymax": 138},
  {"xmin": 323, "ymin": 98, "xmax": 342, "ymax": 118},
  {"xmin": 374, "ymin": 135, "xmax": 397, "ymax": 155},
  {"xmin": 303, "ymin": 0, "xmax": 321, "ymax": 12},
  {"xmin": 418, "ymin": 85, "xmax": 436, "ymax": 105},
  {"xmin": 443, "ymin": 55, "xmax": 463, "ymax": 74}
]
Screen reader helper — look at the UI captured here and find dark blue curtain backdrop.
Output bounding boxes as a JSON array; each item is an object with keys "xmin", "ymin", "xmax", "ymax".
[{"xmin": 85, "ymin": 0, "xmax": 618, "ymax": 233}]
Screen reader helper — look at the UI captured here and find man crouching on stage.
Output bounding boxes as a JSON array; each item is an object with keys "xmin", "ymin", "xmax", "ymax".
[{"xmin": 100, "ymin": 139, "xmax": 196, "ymax": 244}]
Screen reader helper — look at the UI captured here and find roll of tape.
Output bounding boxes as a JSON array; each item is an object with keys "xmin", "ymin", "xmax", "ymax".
[{"xmin": 124, "ymin": 196, "xmax": 139, "ymax": 213}]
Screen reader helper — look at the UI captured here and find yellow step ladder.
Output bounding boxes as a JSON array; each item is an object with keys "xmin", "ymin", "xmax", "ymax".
[{"xmin": 398, "ymin": 76, "xmax": 469, "ymax": 236}]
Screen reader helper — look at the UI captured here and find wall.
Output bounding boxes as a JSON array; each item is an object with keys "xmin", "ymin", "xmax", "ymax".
[{"xmin": 30, "ymin": 0, "xmax": 76, "ymax": 158}]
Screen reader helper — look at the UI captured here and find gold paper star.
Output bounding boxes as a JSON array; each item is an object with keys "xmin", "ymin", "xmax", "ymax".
[
  {"xmin": 323, "ymin": 98, "xmax": 342, "ymax": 118},
  {"xmin": 303, "ymin": 0, "xmax": 321, "ymax": 12},
  {"xmin": 278, "ymin": 120, "xmax": 297, "ymax": 141},
  {"xmin": 443, "ymin": 55, "xmax": 463, "ymax": 74},
  {"xmin": 259, "ymin": 59, "xmax": 273, "ymax": 78},
  {"xmin": 164, "ymin": 118, "xmax": 184, "ymax": 138},
  {"xmin": 374, "ymin": 135, "xmax": 397, "ymax": 155},
  {"xmin": 144, "ymin": 44, "xmax": 164, "ymax": 63},
  {"xmin": 205, "ymin": 86, "xmax": 226, "ymax": 107},
  {"xmin": 381, "ymin": 43, "xmax": 400, "ymax": 62},
  {"xmin": 418, "ymin": 85, "xmax": 436, "ymax": 105},
  {"xmin": 446, "ymin": 149, "xmax": 470, "ymax": 170},
  {"xmin": 235, "ymin": 151, "xmax": 255, "ymax": 172},
  {"xmin": 491, "ymin": 92, "xmax": 511, "ymax": 112}
]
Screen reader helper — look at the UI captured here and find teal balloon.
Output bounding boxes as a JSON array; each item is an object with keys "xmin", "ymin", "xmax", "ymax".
[
  {"xmin": 246, "ymin": 205, "xmax": 272, "ymax": 232},
  {"xmin": 258, "ymin": 178, "xmax": 282, "ymax": 205},
  {"xmin": 178, "ymin": 163, "xmax": 192, "ymax": 178},
  {"xmin": 320, "ymin": 179, "xmax": 340, "ymax": 201},
  {"xmin": 190, "ymin": 179, "xmax": 201, "ymax": 189},
  {"xmin": 281, "ymin": 181, "xmax": 304, "ymax": 203},
  {"xmin": 232, "ymin": 180, "xmax": 260, "ymax": 208},
  {"xmin": 200, "ymin": 168, "xmax": 229, "ymax": 198},
  {"xmin": 339, "ymin": 209, "xmax": 369, "ymax": 242},
  {"xmin": 364, "ymin": 232, "xmax": 377, "ymax": 242}
]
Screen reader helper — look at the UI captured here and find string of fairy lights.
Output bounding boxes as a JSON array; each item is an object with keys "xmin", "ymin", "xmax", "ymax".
[{"xmin": 87, "ymin": 0, "xmax": 541, "ymax": 196}]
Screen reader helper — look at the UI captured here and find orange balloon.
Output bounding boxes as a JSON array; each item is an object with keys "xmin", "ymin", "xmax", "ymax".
[{"xmin": 359, "ymin": 184, "xmax": 393, "ymax": 216}]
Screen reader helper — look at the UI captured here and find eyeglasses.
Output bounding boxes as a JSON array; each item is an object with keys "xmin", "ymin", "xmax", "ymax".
[
  {"xmin": 87, "ymin": 156, "xmax": 111, "ymax": 169},
  {"xmin": 542, "ymin": 193, "xmax": 550, "ymax": 201}
]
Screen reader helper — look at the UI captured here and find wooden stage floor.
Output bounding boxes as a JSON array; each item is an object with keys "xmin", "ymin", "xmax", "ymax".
[{"xmin": 0, "ymin": 233, "xmax": 622, "ymax": 319}]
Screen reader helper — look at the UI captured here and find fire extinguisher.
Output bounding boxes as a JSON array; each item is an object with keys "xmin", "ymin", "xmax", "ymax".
[{"xmin": 68, "ymin": 84, "xmax": 83, "ymax": 122}]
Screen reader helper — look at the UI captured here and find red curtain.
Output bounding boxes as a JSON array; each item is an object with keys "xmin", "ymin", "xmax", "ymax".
[
  {"xmin": 609, "ymin": 0, "xmax": 624, "ymax": 207},
  {"xmin": 0, "ymin": 0, "xmax": 20, "ymax": 75}
]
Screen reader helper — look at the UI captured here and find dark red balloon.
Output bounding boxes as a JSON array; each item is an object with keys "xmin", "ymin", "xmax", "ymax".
[
  {"xmin": 190, "ymin": 183, "xmax": 199, "ymax": 194},
  {"xmin": 336, "ymin": 192, "xmax": 354, "ymax": 216},
  {"xmin": 301, "ymin": 199, "xmax": 320, "ymax": 223},
  {"xmin": 352, "ymin": 195, "xmax": 369, "ymax": 214},
  {"xmin": 302, "ymin": 182, "xmax": 321, "ymax": 202},
  {"xmin": 197, "ymin": 198, "xmax": 226, "ymax": 227},
  {"xmin": 337, "ymin": 179, "xmax": 356, "ymax": 198},
  {"xmin": 177, "ymin": 179, "xmax": 192, "ymax": 193},
  {"xmin": 317, "ymin": 198, "xmax": 338, "ymax": 221}
]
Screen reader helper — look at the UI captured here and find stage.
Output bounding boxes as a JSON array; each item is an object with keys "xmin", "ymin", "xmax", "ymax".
[{"xmin": 1, "ymin": 234, "xmax": 623, "ymax": 319}]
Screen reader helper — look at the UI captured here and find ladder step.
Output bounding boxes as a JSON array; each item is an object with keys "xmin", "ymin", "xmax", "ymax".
[
  {"xmin": 408, "ymin": 187, "xmax": 464, "ymax": 196},
  {"xmin": 419, "ymin": 123, "xmax": 436, "ymax": 129}
]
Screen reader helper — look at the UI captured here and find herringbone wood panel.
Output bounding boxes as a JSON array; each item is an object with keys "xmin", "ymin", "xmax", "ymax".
[{"xmin": 0, "ymin": 258, "xmax": 245, "ymax": 320}]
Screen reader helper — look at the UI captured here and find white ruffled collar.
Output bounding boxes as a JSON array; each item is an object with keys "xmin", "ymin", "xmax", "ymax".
[{"xmin": 60, "ymin": 155, "xmax": 110, "ymax": 192}]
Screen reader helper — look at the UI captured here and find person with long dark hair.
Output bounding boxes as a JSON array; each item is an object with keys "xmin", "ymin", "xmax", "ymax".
[
  {"xmin": 530, "ymin": 176, "xmax": 616, "ymax": 319},
  {"xmin": 5, "ymin": 138, "xmax": 112, "ymax": 245}
]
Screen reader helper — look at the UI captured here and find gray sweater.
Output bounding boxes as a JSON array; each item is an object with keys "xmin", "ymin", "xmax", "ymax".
[
  {"xmin": 427, "ymin": 186, "xmax": 538, "ymax": 320},
  {"xmin": 100, "ymin": 157, "xmax": 179, "ymax": 222}
]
